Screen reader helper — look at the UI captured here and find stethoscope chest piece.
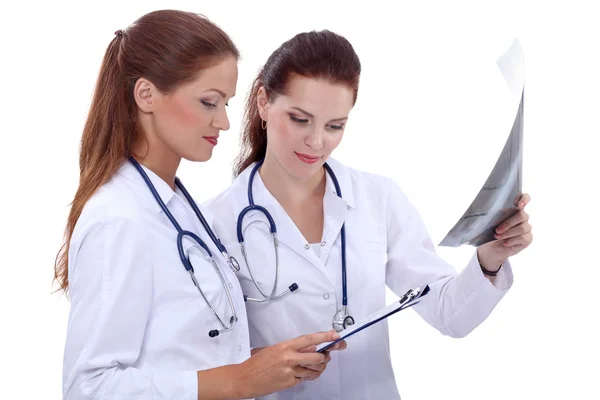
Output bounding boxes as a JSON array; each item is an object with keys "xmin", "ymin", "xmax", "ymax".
[
  {"xmin": 227, "ymin": 255, "xmax": 241, "ymax": 272},
  {"xmin": 332, "ymin": 306, "xmax": 355, "ymax": 333}
]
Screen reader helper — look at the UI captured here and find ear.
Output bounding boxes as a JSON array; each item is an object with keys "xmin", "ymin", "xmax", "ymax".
[
  {"xmin": 256, "ymin": 86, "xmax": 270, "ymax": 120},
  {"xmin": 133, "ymin": 78, "xmax": 157, "ymax": 113}
]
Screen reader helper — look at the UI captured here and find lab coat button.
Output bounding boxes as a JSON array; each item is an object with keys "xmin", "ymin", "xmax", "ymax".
[
  {"xmin": 321, "ymin": 241, "xmax": 326, "ymax": 246},
  {"xmin": 323, "ymin": 293, "xmax": 330, "ymax": 300},
  {"xmin": 304, "ymin": 244, "xmax": 310, "ymax": 249},
  {"xmin": 228, "ymin": 283, "xmax": 233, "ymax": 289}
]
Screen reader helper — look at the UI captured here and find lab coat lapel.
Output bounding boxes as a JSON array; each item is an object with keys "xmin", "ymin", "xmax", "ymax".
[
  {"xmin": 320, "ymin": 191, "xmax": 348, "ymax": 268},
  {"xmin": 320, "ymin": 159, "xmax": 355, "ymax": 271}
]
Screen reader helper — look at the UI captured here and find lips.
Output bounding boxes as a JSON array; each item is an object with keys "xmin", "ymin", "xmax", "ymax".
[
  {"xmin": 203, "ymin": 136, "xmax": 218, "ymax": 146},
  {"xmin": 295, "ymin": 152, "xmax": 320, "ymax": 164}
]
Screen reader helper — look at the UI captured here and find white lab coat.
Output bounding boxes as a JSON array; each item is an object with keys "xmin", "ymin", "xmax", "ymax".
[
  {"xmin": 204, "ymin": 158, "xmax": 513, "ymax": 400},
  {"xmin": 63, "ymin": 161, "xmax": 251, "ymax": 399}
]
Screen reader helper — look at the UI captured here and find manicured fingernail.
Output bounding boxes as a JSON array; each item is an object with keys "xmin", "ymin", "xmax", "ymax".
[
  {"xmin": 333, "ymin": 333, "xmax": 340, "ymax": 339},
  {"xmin": 504, "ymin": 241, "xmax": 510, "ymax": 246},
  {"xmin": 519, "ymin": 201, "xmax": 525, "ymax": 207}
]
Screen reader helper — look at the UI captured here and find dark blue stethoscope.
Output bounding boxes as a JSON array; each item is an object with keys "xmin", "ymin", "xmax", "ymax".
[
  {"xmin": 129, "ymin": 157, "xmax": 240, "ymax": 338},
  {"xmin": 237, "ymin": 160, "xmax": 355, "ymax": 332}
]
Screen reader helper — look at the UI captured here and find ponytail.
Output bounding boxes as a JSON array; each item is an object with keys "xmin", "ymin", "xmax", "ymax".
[{"xmin": 54, "ymin": 34, "xmax": 141, "ymax": 293}]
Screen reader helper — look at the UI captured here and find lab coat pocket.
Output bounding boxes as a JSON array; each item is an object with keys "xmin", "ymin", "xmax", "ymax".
[
  {"xmin": 359, "ymin": 223, "xmax": 387, "ymax": 305},
  {"xmin": 364, "ymin": 224, "xmax": 388, "ymax": 261}
]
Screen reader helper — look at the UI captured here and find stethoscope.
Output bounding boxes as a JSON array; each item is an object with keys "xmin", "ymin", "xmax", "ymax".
[
  {"xmin": 237, "ymin": 160, "xmax": 355, "ymax": 332},
  {"xmin": 129, "ymin": 157, "xmax": 241, "ymax": 338}
]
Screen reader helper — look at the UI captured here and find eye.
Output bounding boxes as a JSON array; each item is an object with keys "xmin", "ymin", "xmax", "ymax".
[
  {"xmin": 327, "ymin": 124, "xmax": 345, "ymax": 131},
  {"xmin": 290, "ymin": 114, "xmax": 309, "ymax": 124},
  {"xmin": 201, "ymin": 100, "xmax": 217, "ymax": 108}
]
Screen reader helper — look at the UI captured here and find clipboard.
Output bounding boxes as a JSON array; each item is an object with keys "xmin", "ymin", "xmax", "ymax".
[{"xmin": 316, "ymin": 285, "xmax": 430, "ymax": 353}]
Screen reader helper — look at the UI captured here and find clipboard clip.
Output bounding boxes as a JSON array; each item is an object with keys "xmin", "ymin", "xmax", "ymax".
[{"xmin": 398, "ymin": 285, "xmax": 430, "ymax": 307}]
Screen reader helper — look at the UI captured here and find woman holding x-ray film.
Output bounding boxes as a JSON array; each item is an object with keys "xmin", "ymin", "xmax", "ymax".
[{"xmin": 205, "ymin": 30, "xmax": 533, "ymax": 399}]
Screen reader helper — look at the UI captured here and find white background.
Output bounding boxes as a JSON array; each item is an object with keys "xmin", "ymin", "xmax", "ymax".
[{"xmin": 1, "ymin": 0, "xmax": 598, "ymax": 399}]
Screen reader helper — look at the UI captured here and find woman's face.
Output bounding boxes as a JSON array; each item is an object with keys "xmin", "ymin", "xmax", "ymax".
[
  {"xmin": 258, "ymin": 76, "xmax": 354, "ymax": 180},
  {"xmin": 137, "ymin": 56, "xmax": 238, "ymax": 163}
]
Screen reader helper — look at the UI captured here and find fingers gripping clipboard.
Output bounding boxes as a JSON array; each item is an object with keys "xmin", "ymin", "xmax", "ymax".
[{"xmin": 317, "ymin": 285, "xmax": 430, "ymax": 353}]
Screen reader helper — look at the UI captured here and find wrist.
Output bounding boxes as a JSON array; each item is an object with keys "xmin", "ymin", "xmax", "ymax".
[
  {"xmin": 480, "ymin": 263, "xmax": 502, "ymax": 276},
  {"xmin": 476, "ymin": 248, "xmax": 503, "ymax": 276}
]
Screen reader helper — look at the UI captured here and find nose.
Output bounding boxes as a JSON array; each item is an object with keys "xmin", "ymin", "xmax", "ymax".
[
  {"xmin": 304, "ymin": 126, "xmax": 324, "ymax": 151},
  {"xmin": 211, "ymin": 106, "xmax": 230, "ymax": 131}
]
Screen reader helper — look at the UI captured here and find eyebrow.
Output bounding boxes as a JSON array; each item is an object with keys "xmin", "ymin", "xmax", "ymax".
[
  {"xmin": 290, "ymin": 106, "xmax": 348, "ymax": 122},
  {"xmin": 207, "ymin": 88, "xmax": 235, "ymax": 98}
]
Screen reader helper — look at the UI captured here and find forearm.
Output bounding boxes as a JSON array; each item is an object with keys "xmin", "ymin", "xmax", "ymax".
[{"xmin": 196, "ymin": 364, "xmax": 243, "ymax": 400}]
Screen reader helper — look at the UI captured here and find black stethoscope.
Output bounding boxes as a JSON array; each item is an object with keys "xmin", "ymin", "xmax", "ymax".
[
  {"xmin": 129, "ymin": 157, "xmax": 240, "ymax": 338},
  {"xmin": 237, "ymin": 160, "xmax": 355, "ymax": 332}
]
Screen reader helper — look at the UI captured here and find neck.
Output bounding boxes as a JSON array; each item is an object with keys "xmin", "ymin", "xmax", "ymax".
[
  {"xmin": 134, "ymin": 118, "xmax": 181, "ymax": 190},
  {"xmin": 259, "ymin": 152, "xmax": 326, "ymax": 206},
  {"xmin": 135, "ymin": 153, "xmax": 181, "ymax": 191}
]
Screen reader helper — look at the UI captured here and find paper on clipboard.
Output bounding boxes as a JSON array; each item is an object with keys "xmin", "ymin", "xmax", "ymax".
[
  {"xmin": 316, "ymin": 286, "xmax": 430, "ymax": 353},
  {"xmin": 439, "ymin": 38, "xmax": 525, "ymax": 247}
]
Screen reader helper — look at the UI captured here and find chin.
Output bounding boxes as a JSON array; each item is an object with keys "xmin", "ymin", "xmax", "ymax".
[
  {"xmin": 287, "ymin": 158, "xmax": 324, "ymax": 180},
  {"xmin": 184, "ymin": 150, "xmax": 213, "ymax": 163}
]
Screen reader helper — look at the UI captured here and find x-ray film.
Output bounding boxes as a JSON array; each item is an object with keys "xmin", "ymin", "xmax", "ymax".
[{"xmin": 440, "ymin": 39, "xmax": 524, "ymax": 247}]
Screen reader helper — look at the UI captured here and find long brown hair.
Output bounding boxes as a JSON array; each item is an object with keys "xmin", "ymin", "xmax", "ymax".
[
  {"xmin": 233, "ymin": 30, "xmax": 361, "ymax": 176},
  {"xmin": 54, "ymin": 10, "xmax": 239, "ymax": 293}
]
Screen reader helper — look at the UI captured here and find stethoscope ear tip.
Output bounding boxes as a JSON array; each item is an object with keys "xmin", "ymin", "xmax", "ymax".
[
  {"xmin": 290, "ymin": 283, "xmax": 299, "ymax": 292},
  {"xmin": 208, "ymin": 330, "xmax": 220, "ymax": 338}
]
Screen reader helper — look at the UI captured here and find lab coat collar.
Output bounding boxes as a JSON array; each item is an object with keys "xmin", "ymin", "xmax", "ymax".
[
  {"xmin": 323, "ymin": 157, "xmax": 355, "ymax": 209},
  {"xmin": 117, "ymin": 160, "xmax": 179, "ymax": 213},
  {"xmin": 230, "ymin": 157, "xmax": 354, "ymax": 223}
]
